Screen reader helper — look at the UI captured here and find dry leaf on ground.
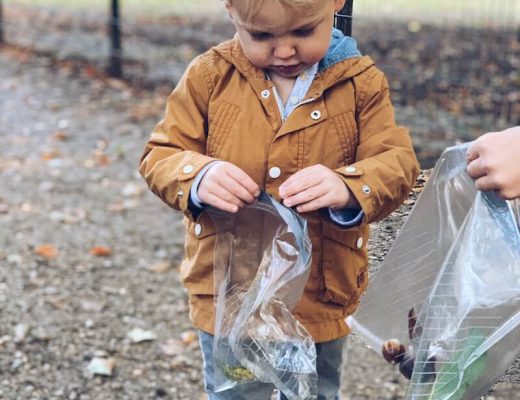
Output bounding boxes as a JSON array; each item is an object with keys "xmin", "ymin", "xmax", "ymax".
[
  {"xmin": 35, "ymin": 244, "xmax": 58, "ymax": 259},
  {"xmin": 90, "ymin": 246, "xmax": 112, "ymax": 257}
]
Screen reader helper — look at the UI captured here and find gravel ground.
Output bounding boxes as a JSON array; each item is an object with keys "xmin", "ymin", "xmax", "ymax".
[{"xmin": 0, "ymin": 41, "xmax": 519, "ymax": 400}]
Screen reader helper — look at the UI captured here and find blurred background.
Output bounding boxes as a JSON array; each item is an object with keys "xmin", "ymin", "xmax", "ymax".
[{"xmin": 2, "ymin": 0, "xmax": 519, "ymax": 166}]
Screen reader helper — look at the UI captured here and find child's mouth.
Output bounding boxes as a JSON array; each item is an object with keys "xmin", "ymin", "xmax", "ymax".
[{"xmin": 271, "ymin": 64, "xmax": 302, "ymax": 76}]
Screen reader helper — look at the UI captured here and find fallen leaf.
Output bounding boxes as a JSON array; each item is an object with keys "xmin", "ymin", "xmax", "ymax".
[
  {"xmin": 148, "ymin": 261, "xmax": 170, "ymax": 273},
  {"xmin": 96, "ymin": 154, "xmax": 112, "ymax": 166},
  {"xmin": 46, "ymin": 296, "xmax": 68, "ymax": 310},
  {"xmin": 52, "ymin": 131, "xmax": 69, "ymax": 141},
  {"xmin": 79, "ymin": 299, "xmax": 106, "ymax": 313},
  {"xmin": 41, "ymin": 150, "xmax": 61, "ymax": 161},
  {"xmin": 160, "ymin": 339, "xmax": 185, "ymax": 356},
  {"xmin": 83, "ymin": 65, "xmax": 98, "ymax": 78},
  {"xmin": 180, "ymin": 330, "xmax": 198, "ymax": 346},
  {"xmin": 0, "ymin": 203, "xmax": 8, "ymax": 214},
  {"xmin": 21, "ymin": 203, "xmax": 32, "ymax": 212},
  {"xmin": 35, "ymin": 244, "xmax": 58, "ymax": 259},
  {"xmin": 121, "ymin": 183, "xmax": 143, "ymax": 197},
  {"xmin": 90, "ymin": 247, "xmax": 112, "ymax": 257}
]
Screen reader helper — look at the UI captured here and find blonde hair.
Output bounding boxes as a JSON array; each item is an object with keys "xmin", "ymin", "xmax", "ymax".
[{"xmin": 224, "ymin": 0, "xmax": 318, "ymax": 22}]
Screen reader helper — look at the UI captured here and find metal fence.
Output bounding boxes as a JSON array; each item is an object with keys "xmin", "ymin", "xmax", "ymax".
[{"xmin": 1, "ymin": 0, "xmax": 518, "ymax": 166}]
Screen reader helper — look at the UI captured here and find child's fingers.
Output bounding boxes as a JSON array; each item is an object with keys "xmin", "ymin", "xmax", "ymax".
[
  {"xmin": 293, "ymin": 194, "xmax": 330, "ymax": 213},
  {"xmin": 219, "ymin": 173, "xmax": 257, "ymax": 204},
  {"xmin": 279, "ymin": 168, "xmax": 322, "ymax": 198},
  {"xmin": 207, "ymin": 184, "xmax": 246, "ymax": 209},
  {"xmin": 203, "ymin": 192, "xmax": 240, "ymax": 213},
  {"xmin": 226, "ymin": 167, "xmax": 260, "ymax": 198},
  {"xmin": 283, "ymin": 184, "xmax": 326, "ymax": 208}
]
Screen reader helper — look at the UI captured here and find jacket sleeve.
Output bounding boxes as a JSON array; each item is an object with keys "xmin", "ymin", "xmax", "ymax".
[
  {"xmin": 335, "ymin": 67, "xmax": 420, "ymax": 223},
  {"xmin": 139, "ymin": 54, "xmax": 218, "ymax": 220}
]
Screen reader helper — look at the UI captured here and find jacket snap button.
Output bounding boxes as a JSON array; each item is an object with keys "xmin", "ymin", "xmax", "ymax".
[
  {"xmin": 310, "ymin": 110, "xmax": 321, "ymax": 120},
  {"xmin": 261, "ymin": 89, "xmax": 270, "ymax": 99},
  {"xmin": 195, "ymin": 224, "xmax": 202, "ymax": 236},
  {"xmin": 362, "ymin": 184, "xmax": 371, "ymax": 194},
  {"xmin": 269, "ymin": 167, "xmax": 281, "ymax": 179},
  {"xmin": 177, "ymin": 190, "xmax": 184, "ymax": 198},
  {"xmin": 356, "ymin": 237, "xmax": 364, "ymax": 249},
  {"xmin": 183, "ymin": 165, "xmax": 194, "ymax": 174},
  {"xmin": 345, "ymin": 166, "xmax": 356, "ymax": 173}
]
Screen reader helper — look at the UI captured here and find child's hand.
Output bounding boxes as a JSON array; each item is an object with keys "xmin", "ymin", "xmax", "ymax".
[
  {"xmin": 279, "ymin": 164, "xmax": 360, "ymax": 213},
  {"xmin": 466, "ymin": 126, "xmax": 520, "ymax": 200},
  {"xmin": 198, "ymin": 162, "xmax": 260, "ymax": 213}
]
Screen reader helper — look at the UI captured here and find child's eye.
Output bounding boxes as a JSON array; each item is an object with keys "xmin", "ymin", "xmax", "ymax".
[
  {"xmin": 293, "ymin": 28, "xmax": 315, "ymax": 37},
  {"xmin": 250, "ymin": 32, "xmax": 272, "ymax": 41}
]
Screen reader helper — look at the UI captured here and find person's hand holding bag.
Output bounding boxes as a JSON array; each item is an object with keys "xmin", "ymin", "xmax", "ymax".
[{"xmin": 467, "ymin": 126, "xmax": 520, "ymax": 200}]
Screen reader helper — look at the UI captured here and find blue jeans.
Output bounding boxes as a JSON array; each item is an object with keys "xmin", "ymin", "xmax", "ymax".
[{"xmin": 198, "ymin": 331, "xmax": 346, "ymax": 400}]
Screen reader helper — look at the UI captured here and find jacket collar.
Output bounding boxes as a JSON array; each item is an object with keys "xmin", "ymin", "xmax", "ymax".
[{"xmin": 212, "ymin": 29, "xmax": 374, "ymax": 89}]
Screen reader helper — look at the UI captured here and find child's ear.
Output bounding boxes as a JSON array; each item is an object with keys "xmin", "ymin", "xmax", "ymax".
[
  {"xmin": 334, "ymin": 0, "xmax": 347, "ymax": 13},
  {"xmin": 224, "ymin": 3, "xmax": 235, "ymax": 24}
]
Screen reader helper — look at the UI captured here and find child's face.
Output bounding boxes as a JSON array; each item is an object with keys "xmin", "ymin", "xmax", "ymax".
[{"xmin": 227, "ymin": 0, "xmax": 346, "ymax": 79}]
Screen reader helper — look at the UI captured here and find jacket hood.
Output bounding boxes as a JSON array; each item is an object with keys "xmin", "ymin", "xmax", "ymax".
[
  {"xmin": 212, "ymin": 29, "xmax": 374, "ymax": 85},
  {"xmin": 319, "ymin": 28, "xmax": 362, "ymax": 71}
]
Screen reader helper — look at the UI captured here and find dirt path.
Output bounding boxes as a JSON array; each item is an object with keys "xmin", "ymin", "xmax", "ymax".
[{"xmin": 0, "ymin": 47, "xmax": 518, "ymax": 400}]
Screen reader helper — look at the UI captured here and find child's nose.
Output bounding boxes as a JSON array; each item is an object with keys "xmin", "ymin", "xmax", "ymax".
[{"xmin": 273, "ymin": 40, "xmax": 296, "ymax": 60}]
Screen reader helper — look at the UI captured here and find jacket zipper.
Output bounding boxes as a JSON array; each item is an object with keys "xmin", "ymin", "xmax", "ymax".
[
  {"xmin": 294, "ymin": 97, "xmax": 316, "ymax": 109},
  {"xmin": 278, "ymin": 97, "xmax": 317, "ymax": 122}
]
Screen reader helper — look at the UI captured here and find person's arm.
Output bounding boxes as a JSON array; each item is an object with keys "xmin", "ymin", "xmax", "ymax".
[
  {"xmin": 139, "ymin": 53, "xmax": 259, "ymax": 217},
  {"xmin": 139, "ymin": 54, "xmax": 218, "ymax": 219},
  {"xmin": 466, "ymin": 126, "xmax": 520, "ymax": 200}
]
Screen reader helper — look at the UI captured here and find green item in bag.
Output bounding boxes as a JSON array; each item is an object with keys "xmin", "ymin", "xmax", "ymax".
[{"xmin": 429, "ymin": 328, "xmax": 487, "ymax": 400}]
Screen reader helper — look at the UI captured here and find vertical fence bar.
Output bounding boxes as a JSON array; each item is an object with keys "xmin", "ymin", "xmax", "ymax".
[
  {"xmin": 335, "ymin": 0, "xmax": 354, "ymax": 36},
  {"xmin": 0, "ymin": 0, "xmax": 4, "ymax": 44},
  {"xmin": 108, "ymin": 0, "xmax": 123, "ymax": 78}
]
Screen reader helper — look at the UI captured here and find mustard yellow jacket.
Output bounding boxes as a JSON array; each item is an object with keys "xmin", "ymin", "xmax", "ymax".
[{"xmin": 140, "ymin": 35, "xmax": 419, "ymax": 342}]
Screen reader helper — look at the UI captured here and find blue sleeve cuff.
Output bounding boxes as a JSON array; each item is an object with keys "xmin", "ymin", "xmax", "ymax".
[
  {"xmin": 189, "ymin": 161, "xmax": 222, "ymax": 208},
  {"xmin": 328, "ymin": 207, "xmax": 364, "ymax": 227}
]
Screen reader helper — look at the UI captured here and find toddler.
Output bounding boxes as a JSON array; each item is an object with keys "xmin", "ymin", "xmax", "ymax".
[{"xmin": 139, "ymin": 0, "xmax": 419, "ymax": 398}]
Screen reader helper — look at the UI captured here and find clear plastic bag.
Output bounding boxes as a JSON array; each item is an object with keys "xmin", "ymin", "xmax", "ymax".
[
  {"xmin": 348, "ymin": 144, "xmax": 520, "ymax": 399},
  {"xmin": 207, "ymin": 192, "xmax": 317, "ymax": 399}
]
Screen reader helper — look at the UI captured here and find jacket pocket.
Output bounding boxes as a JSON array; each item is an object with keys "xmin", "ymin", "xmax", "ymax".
[
  {"xmin": 180, "ymin": 213, "xmax": 217, "ymax": 295},
  {"xmin": 319, "ymin": 222, "xmax": 369, "ymax": 307},
  {"xmin": 332, "ymin": 111, "xmax": 358, "ymax": 165},
  {"xmin": 207, "ymin": 102, "xmax": 240, "ymax": 158}
]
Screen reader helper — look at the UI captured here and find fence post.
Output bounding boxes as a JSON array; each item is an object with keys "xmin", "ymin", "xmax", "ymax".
[
  {"xmin": 0, "ymin": 0, "xmax": 4, "ymax": 44},
  {"xmin": 335, "ymin": 0, "xmax": 354, "ymax": 36},
  {"xmin": 107, "ymin": 0, "xmax": 123, "ymax": 78}
]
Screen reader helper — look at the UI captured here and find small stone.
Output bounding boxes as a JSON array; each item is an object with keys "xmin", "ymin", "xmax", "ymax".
[
  {"xmin": 87, "ymin": 357, "xmax": 116, "ymax": 377},
  {"xmin": 14, "ymin": 323, "xmax": 30, "ymax": 343},
  {"xmin": 127, "ymin": 328, "xmax": 157, "ymax": 343}
]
